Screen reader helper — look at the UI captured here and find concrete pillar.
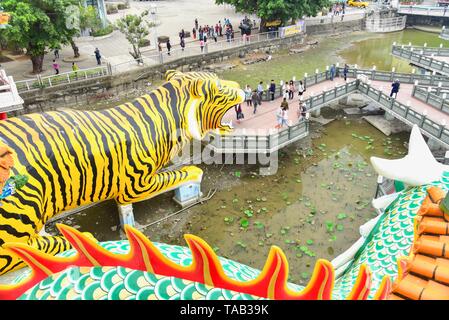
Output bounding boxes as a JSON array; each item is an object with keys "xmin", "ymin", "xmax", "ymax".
[
  {"xmin": 427, "ymin": 137, "xmax": 446, "ymax": 151},
  {"xmin": 338, "ymin": 96, "xmax": 349, "ymax": 105},
  {"xmin": 118, "ymin": 204, "xmax": 135, "ymax": 230},
  {"xmin": 311, "ymin": 107, "xmax": 321, "ymax": 117},
  {"xmin": 173, "ymin": 183, "xmax": 202, "ymax": 208},
  {"xmin": 384, "ymin": 111, "xmax": 395, "ymax": 121}
]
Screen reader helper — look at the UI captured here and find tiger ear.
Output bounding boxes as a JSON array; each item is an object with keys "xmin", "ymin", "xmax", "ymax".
[{"xmin": 165, "ymin": 70, "xmax": 184, "ymax": 82}]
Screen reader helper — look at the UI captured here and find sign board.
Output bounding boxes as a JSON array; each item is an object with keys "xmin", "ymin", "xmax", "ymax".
[
  {"xmin": 264, "ymin": 19, "xmax": 282, "ymax": 27},
  {"xmin": 279, "ymin": 20, "xmax": 305, "ymax": 38},
  {"xmin": 0, "ymin": 12, "xmax": 10, "ymax": 29}
]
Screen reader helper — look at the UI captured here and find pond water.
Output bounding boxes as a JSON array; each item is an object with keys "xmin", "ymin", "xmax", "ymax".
[{"xmin": 45, "ymin": 28, "xmax": 434, "ymax": 284}]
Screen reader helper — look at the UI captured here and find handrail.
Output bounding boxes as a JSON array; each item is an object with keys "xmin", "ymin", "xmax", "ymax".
[
  {"xmin": 392, "ymin": 45, "xmax": 449, "ymax": 76},
  {"xmin": 15, "ymin": 65, "xmax": 109, "ymax": 93},
  {"xmin": 412, "ymin": 85, "xmax": 449, "ymax": 115}
]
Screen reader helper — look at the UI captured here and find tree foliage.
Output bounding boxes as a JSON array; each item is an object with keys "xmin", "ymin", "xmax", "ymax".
[
  {"xmin": 1, "ymin": 0, "xmax": 79, "ymax": 73},
  {"xmin": 116, "ymin": 11, "xmax": 154, "ymax": 61},
  {"xmin": 79, "ymin": 5, "xmax": 102, "ymax": 34},
  {"xmin": 215, "ymin": 0, "xmax": 330, "ymax": 24}
]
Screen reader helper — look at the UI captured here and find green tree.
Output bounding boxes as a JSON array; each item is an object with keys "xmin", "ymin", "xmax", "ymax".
[
  {"xmin": 2, "ymin": 0, "xmax": 79, "ymax": 74},
  {"xmin": 79, "ymin": 5, "xmax": 102, "ymax": 35},
  {"xmin": 215, "ymin": 0, "xmax": 330, "ymax": 27},
  {"xmin": 116, "ymin": 11, "xmax": 154, "ymax": 62}
]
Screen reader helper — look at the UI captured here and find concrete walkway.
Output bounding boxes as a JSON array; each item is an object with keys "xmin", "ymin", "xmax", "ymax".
[{"xmin": 221, "ymin": 76, "xmax": 449, "ymax": 136}]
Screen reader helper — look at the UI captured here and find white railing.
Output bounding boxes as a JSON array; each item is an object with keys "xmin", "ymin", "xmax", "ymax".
[
  {"xmin": 398, "ymin": 5, "xmax": 449, "ymax": 16},
  {"xmin": 15, "ymin": 65, "xmax": 109, "ymax": 93},
  {"xmin": 365, "ymin": 16, "xmax": 407, "ymax": 32},
  {"xmin": 441, "ymin": 26, "xmax": 449, "ymax": 41}
]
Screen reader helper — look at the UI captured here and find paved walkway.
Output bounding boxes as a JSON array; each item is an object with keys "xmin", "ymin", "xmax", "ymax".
[
  {"xmin": 0, "ymin": 0, "xmax": 365, "ymax": 80},
  {"xmin": 221, "ymin": 76, "xmax": 449, "ymax": 136}
]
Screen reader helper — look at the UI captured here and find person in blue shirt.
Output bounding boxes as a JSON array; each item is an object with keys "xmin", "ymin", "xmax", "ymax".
[
  {"xmin": 269, "ymin": 80, "xmax": 276, "ymax": 101},
  {"xmin": 390, "ymin": 79, "xmax": 400, "ymax": 99}
]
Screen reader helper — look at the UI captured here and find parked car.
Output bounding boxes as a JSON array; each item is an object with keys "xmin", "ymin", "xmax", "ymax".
[{"xmin": 347, "ymin": 0, "xmax": 369, "ymax": 8}]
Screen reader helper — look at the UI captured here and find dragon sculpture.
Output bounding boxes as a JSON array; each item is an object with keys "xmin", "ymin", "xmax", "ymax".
[{"xmin": 0, "ymin": 69, "xmax": 447, "ymax": 299}]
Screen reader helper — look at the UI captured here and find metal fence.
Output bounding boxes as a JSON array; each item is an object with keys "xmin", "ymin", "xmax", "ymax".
[{"xmin": 15, "ymin": 65, "xmax": 110, "ymax": 93}]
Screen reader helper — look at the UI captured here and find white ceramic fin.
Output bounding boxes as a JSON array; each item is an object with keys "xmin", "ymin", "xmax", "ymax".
[
  {"xmin": 370, "ymin": 125, "xmax": 448, "ymax": 186},
  {"xmin": 372, "ymin": 193, "xmax": 399, "ymax": 211}
]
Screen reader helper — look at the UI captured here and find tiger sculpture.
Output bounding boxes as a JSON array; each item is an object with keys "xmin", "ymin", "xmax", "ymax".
[{"xmin": 0, "ymin": 70, "xmax": 245, "ymax": 275}]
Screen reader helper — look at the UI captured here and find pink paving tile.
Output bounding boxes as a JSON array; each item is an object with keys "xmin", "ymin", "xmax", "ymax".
[{"xmin": 222, "ymin": 78, "xmax": 346, "ymax": 135}]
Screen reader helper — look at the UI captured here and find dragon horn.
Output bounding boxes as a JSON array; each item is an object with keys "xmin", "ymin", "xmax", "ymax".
[
  {"xmin": 373, "ymin": 276, "xmax": 392, "ymax": 300},
  {"xmin": 346, "ymin": 264, "xmax": 372, "ymax": 300},
  {"xmin": 371, "ymin": 125, "xmax": 448, "ymax": 186}
]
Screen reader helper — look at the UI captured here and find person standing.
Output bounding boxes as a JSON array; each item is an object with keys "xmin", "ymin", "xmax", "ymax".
[
  {"xmin": 235, "ymin": 104, "xmax": 244, "ymax": 123},
  {"xmin": 330, "ymin": 64, "xmax": 336, "ymax": 81},
  {"xmin": 343, "ymin": 64, "xmax": 349, "ymax": 81},
  {"xmin": 54, "ymin": 48, "xmax": 60, "ymax": 59},
  {"xmin": 252, "ymin": 90, "xmax": 260, "ymax": 114},
  {"xmin": 244, "ymin": 85, "xmax": 252, "ymax": 107},
  {"xmin": 166, "ymin": 39, "xmax": 171, "ymax": 56},
  {"xmin": 180, "ymin": 38, "xmax": 185, "ymax": 51},
  {"xmin": 275, "ymin": 105, "xmax": 283, "ymax": 129},
  {"xmin": 192, "ymin": 27, "xmax": 197, "ymax": 40},
  {"xmin": 72, "ymin": 62, "xmax": 79, "ymax": 79},
  {"xmin": 219, "ymin": 21, "xmax": 223, "ymax": 36},
  {"xmin": 195, "ymin": 18, "xmax": 199, "ymax": 30},
  {"xmin": 257, "ymin": 81, "xmax": 264, "ymax": 101},
  {"xmin": 390, "ymin": 79, "xmax": 400, "ymax": 99},
  {"xmin": 213, "ymin": 30, "xmax": 218, "ymax": 43},
  {"xmin": 297, "ymin": 80, "xmax": 305, "ymax": 99},
  {"xmin": 94, "ymin": 48, "xmax": 102, "ymax": 65},
  {"xmin": 269, "ymin": 80, "xmax": 276, "ymax": 101},
  {"xmin": 283, "ymin": 81, "xmax": 289, "ymax": 99},
  {"xmin": 289, "ymin": 80, "xmax": 295, "ymax": 100},
  {"xmin": 200, "ymin": 39, "xmax": 205, "ymax": 53},
  {"xmin": 158, "ymin": 42, "xmax": 162, "ymax": 53},
  {"xmin": 52, "ymin": 60, "xmax": 60, "ymax": 75},
  {"xmin": 280, "ymin": 99, "xmax": 289, "ymax": 128}
]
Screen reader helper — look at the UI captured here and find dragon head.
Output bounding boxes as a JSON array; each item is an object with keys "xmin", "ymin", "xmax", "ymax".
[{"xmin": 165, "ymin": 70, "xmax": 245, "ymax": 139}]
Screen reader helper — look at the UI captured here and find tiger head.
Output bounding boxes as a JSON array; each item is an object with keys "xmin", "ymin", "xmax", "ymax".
[{"xmin": 165, "ymin": 70, "xmax": 245, "ymax": 139}]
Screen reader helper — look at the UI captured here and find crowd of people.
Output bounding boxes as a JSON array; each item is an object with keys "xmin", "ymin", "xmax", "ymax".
[
  {"xmin": 161, "ymin": 16, "xmax": 256, "ymax": 55},
  {"xmin": 235, "ymin": 78, "xmax": 309, "ymax": 128}
]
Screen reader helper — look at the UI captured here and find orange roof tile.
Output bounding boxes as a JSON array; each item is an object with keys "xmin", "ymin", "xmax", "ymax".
[{"xmin": 388, "ymin": 187, "xmax": 449, "ymax": 300}]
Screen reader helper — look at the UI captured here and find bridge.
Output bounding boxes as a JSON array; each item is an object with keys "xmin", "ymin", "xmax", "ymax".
[
  {"xmin": 208, "ymin": 67, "xmax": 449, "ymax": 154},
  {"xmin": 392, "ymin": 44, "xmax": 449, "ymax": 76},
  {"xmin": 397, "ymin": 5, "xmax": 449, "ymax": 17}
]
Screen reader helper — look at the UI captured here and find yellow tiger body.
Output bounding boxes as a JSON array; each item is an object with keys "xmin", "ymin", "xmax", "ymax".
[{"xmin": 0, "ymin": 71, "xmax": 244, "ymax": 274}]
